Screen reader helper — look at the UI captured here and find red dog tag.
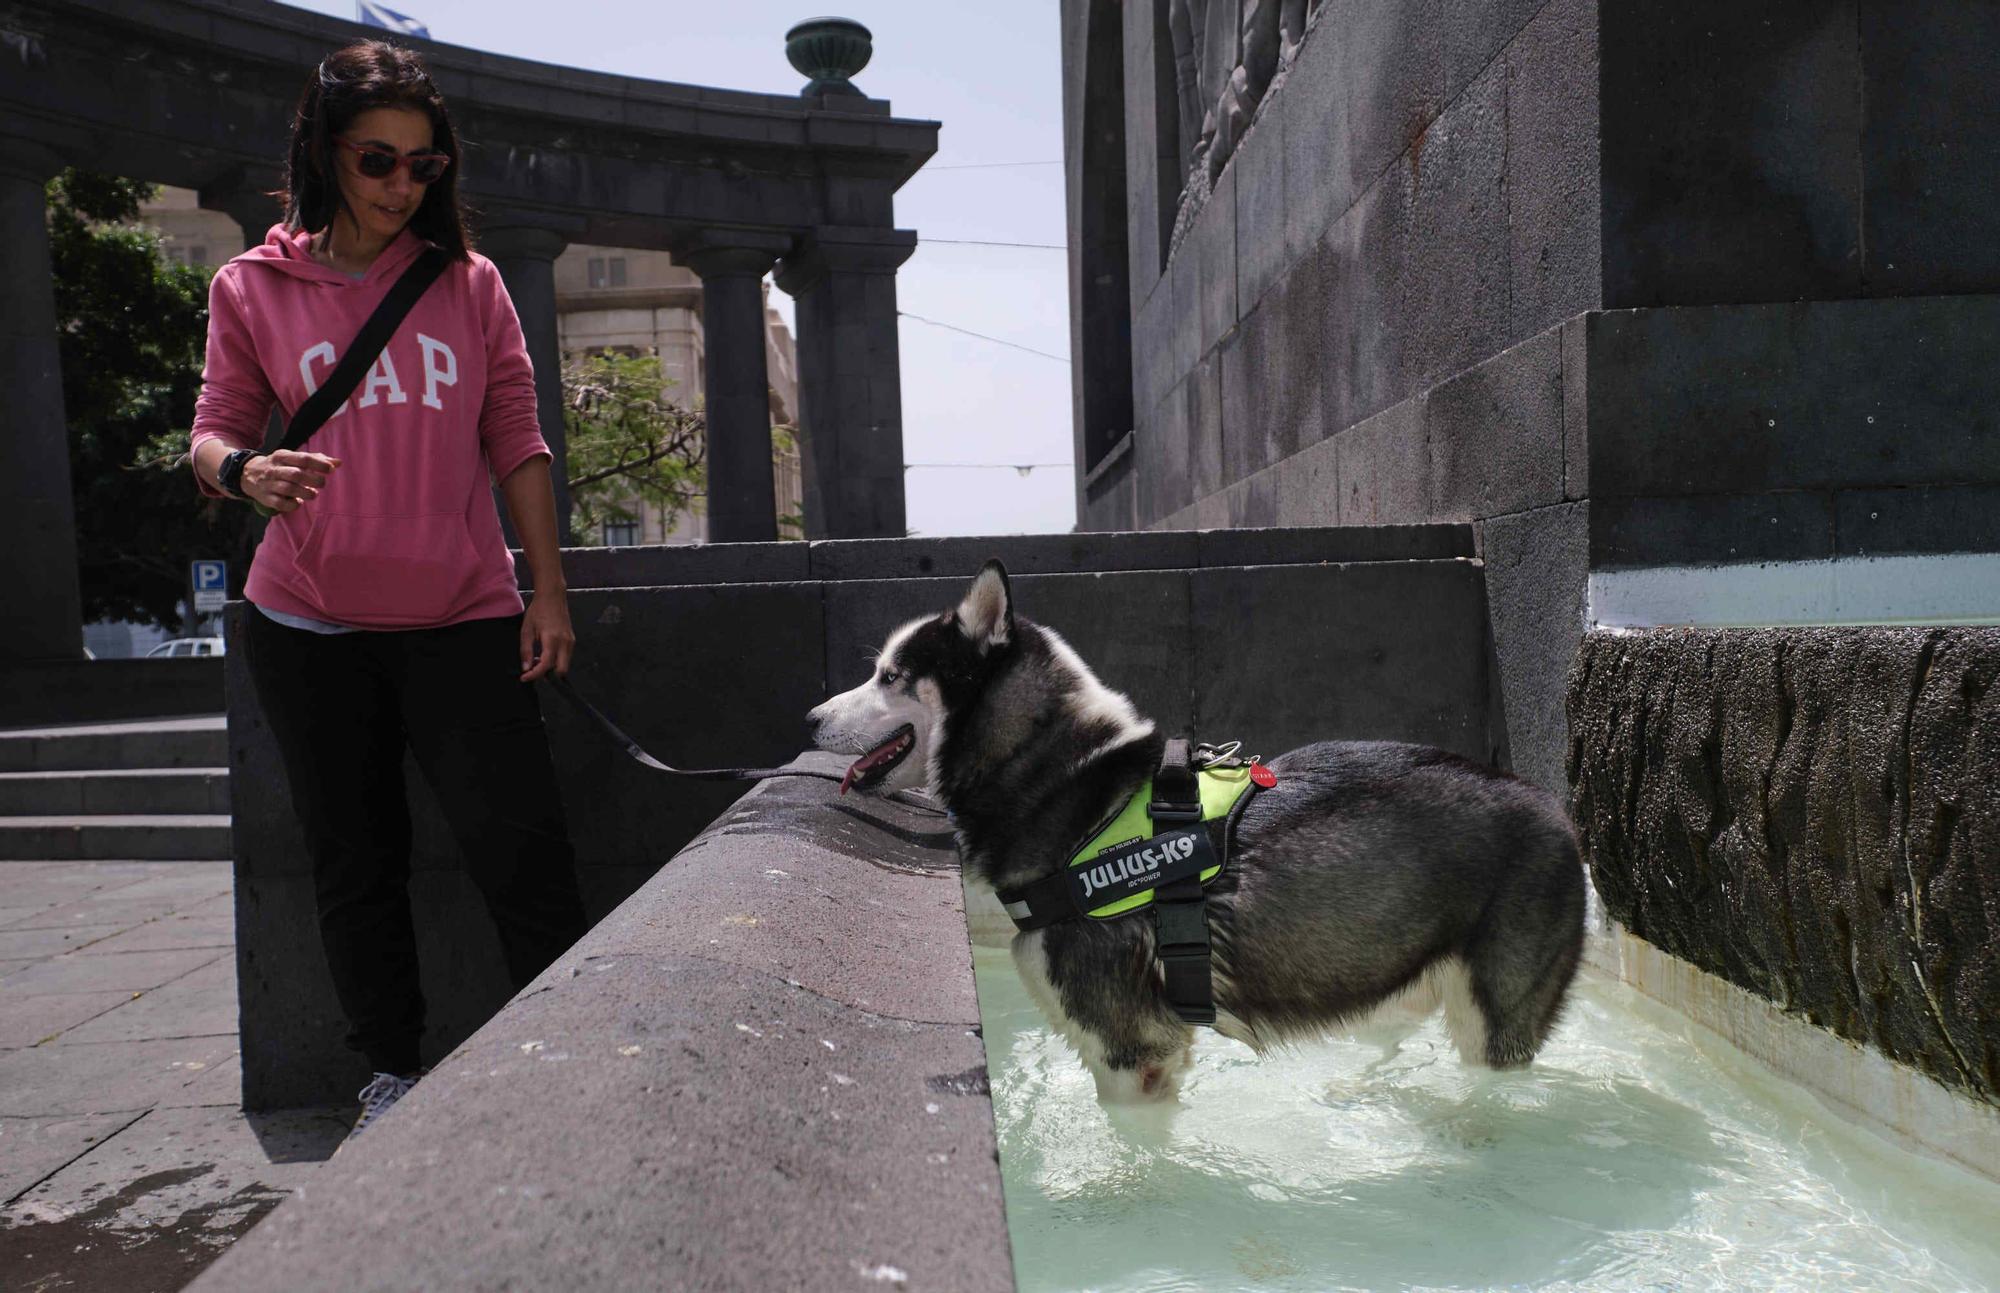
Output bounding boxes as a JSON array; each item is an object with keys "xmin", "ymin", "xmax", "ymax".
[{"xmin": 1250, "ymin": 763, "xmax": 1277, "ymax": 788}]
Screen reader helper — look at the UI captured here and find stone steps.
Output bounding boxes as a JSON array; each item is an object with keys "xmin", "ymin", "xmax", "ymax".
[
  {"xmin": 0, "ymin": 768, "xmax": 231, "ymax": 815},
  {"xmin": 0, "ymin": 815, "xmax": 234, "ymax": 861},
  {"xmin": 0, "ymin": 717, "xmax": 232, "ymax": 862},
  {"xmin": 0, "ymin": 716, "xmax": 228, "ymax": 773}
]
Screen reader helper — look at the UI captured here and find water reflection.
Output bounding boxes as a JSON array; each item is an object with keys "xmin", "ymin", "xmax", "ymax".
[{"xmin": 975, "ymin": 948, "xmax": 2000, "ymax": 1293}]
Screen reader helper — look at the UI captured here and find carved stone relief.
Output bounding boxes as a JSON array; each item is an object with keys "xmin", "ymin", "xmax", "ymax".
[{"xmin": 1166, "ymin": 0, "xmax": 1321, "ymax": 254}]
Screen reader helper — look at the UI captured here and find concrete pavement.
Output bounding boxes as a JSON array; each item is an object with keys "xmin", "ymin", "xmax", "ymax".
[{"xmin": 0, "ymin": 859, "xmax": 348, "ymax": 1292}]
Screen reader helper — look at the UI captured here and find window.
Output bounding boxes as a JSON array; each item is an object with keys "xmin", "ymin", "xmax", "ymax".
[
  {"xmin": 189, "ymin": 245, "xmax": 208, "ymax": 266},
  {"xmin": 1079, "ymin": 0, "xmax": 1135, "ymax": 475},
  {"xmin": 588, "ymin": 257, "xmax": 606, "ymax": 288},
  {"xmin": 602, "ymin": 518, "xmax": 639, "ymax": 547},
  {"xmin": 609, "ymin": 257, "xmax": 627, "ymax": 287}
]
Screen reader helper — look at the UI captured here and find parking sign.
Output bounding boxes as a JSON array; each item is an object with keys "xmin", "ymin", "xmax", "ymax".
[{"xmin": 191, "ymin": 559, "xmax": 228, "ymax": 613}]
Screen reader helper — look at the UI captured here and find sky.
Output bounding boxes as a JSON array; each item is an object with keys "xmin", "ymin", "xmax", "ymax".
[{"xmin": 281, "ymin": 0, "xmax": 1078, "ymax": 537}]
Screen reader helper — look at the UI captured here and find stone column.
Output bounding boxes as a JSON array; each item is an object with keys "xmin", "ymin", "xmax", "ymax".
[
  {"xmin": 680, "ymin": 231, "xmax": 791, "ymax": 543},
  {"xmin": 478, "ymin": 224, "xmax": 573, "ymax": 541},
  {"xmin": 773, "ymin": 227, "xmax": 917, "ymax": 539},
  {"xmin": 0, "ymin": 139, "xmax": 84, "ymax": 660},
  {"xmin": 199, "ymin": 165, "xmax": 287, "ymax": 254},
  {"xmin": 201, "ymin": 168, "xmax": 288, "ymax": 458}
]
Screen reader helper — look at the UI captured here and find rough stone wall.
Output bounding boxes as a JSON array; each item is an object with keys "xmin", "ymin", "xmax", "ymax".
[{"xmin": 1568, "ymin": 628, "xmax": 2000, "ymax": 1102}]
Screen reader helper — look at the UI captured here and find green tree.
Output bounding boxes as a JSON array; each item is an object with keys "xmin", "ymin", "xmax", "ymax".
[
  {"xmin": 561, "ymin": 350, "xmax": 810, "ymax": 544},
  {"xmin": 772, "ymin": 423, "xmax": 804, "ymax": 540},
  {"xmin": 50, "ymin": 170, "xmax": 256, "ymax": 632},
  {"xmin": 561, "ymin": 350, "xmax": 706, "ymax": 544}
]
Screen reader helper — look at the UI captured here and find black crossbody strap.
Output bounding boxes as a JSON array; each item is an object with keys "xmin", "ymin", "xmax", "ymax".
[{"xmin": 274, "ymin": 246, "xmax": 449, "ymax": 455}]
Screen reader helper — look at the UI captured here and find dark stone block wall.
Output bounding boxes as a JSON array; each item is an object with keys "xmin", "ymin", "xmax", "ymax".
[
  {"xmin": 0, "ymin": 658, "xmax": 223, "ymax": 727},
  {"xmin": 1568, "ymin": 628, "xmax": 2000, "ymax": 1102},
  {"xmin": 1600, "ymin": 0, "xmax": 2000, "ymax": 306},
  {"xmin": 1090, "ymin": 0, "xmax": 1601, "ymax": 533}
]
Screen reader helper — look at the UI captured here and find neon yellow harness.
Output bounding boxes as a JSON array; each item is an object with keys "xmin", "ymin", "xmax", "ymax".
[
  {"xmin": 1064, "ymin": 766, "xmax": 1256, "ymax": 918},
  {"xmin": 996, "ymin": 739, "xmax": 1269, "ymax": 1025}
]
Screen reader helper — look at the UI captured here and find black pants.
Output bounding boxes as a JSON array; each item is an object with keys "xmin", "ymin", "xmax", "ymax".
[{"xmin": 245, "ymin": 610, "xmax": 587, "ymax": 1075}]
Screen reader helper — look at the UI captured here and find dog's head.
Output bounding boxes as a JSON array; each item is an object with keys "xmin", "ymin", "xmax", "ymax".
[{"xmin": 807, "ymin": 559, "xmax": 1017, "ymax": 797}]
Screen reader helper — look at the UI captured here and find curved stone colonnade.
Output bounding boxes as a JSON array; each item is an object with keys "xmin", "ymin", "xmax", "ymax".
[{"xmin": 1, "ymin": 0, "xmax": 937, "ymax": 660}]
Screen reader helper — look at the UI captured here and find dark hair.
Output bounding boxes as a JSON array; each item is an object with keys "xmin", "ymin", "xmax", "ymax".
[{"xmin": 280, "ymin": 40, "xmax": 475, "ymax": 262}]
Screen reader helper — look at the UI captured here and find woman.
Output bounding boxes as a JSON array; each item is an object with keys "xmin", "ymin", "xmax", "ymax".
[{"xmin": 189, "ymin": 40, "xmax": 587, "ymax": 1141}]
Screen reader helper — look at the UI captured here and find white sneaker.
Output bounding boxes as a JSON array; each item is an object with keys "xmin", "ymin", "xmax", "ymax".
[{"xmin": 343, "ymin": 1070, "xmax": 421, "ymax": 1146}]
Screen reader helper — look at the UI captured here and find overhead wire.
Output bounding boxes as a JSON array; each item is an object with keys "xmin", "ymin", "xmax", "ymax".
[
  {"xmin": 918, "ymin": 160, "xmax": 1064, "ymax": 171},
  {"xmin": 898, "ymin": 311, "xmax": 1070, "ymax": 364},
  {"xmin": 923, "ymin": 238, "xmax": 1066, "ymax": 250},
  {"xmin": 883, "ymin": 191, "xmax": 1074, "ymax": 476}
]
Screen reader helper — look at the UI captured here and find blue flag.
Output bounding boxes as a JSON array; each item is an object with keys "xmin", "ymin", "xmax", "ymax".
[{"xmin": 357, "ymin": 1, "xmax": 430, "ymax": 39}]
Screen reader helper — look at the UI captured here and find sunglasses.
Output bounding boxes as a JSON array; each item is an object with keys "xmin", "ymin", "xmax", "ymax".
[{"xmin": 336, "ymin": 136, "xmax": 452, "ymax": 184}]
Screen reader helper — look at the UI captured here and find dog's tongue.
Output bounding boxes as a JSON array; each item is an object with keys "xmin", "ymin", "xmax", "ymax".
[{"xmin": 840, "ymin": 730, "xmax": 907, "ymax": 796}]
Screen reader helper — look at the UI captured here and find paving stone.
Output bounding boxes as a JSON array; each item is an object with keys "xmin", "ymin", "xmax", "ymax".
[
  {"xmin": 0, "ymin": 923, "xmax": 125, "ymax": 961},
  {"xmin": 159, "ymin": 1050, "xmax": 243, "ymax": 1110},
  {"xmin": 98, "ymin": 865, "xmax": 231, "ymax": 903},
  {"xmin": 0, "ymin": 991, "xmax": 133, "ymax": 1050},
  {"xmin": 0, "ymin": 862, "xmax": 70, "ymax": 879},
  {"xmin": 176, "ymin": 892, "xmax": 235, "ymax": 918},
  {"xmin": 62, "ymin": 961, "xmax": 238, "ymax": 1045},
  {"xmin": 0, "ymin": 948, "xmax": 224, "ymax": 997},
  {"xmin": 0, "ymin": 1111, "xmax": 147, "ymax": 1203},
  {"xmin": 78, "ymin": 916, "xmax": 234, "ymax": 956},
  {"xmin": 1, "ymin": 896, "xmax": 213, "ymax": 933},
  {"xmin": 0, "ymin": 1035, "xmax": 240, "ymax": 1118},
  {"xmin": 0, "ymin": 1104, "xmax": 346, "ymax": 1291},
  {"xmin": 5, "ymin": 1103, "xmax": 342, "ymax": 1219},
  {"xmin": 0, "ymin": 861, "xmax": 164, "ymax": 905}
]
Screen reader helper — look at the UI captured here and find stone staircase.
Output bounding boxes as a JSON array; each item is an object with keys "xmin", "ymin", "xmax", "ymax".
[{"xmin": 0, "ymin": 716, "xmax": 232, "ymax": 861}]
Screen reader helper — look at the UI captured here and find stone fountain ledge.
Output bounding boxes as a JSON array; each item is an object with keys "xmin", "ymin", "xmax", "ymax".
[{"xmin": 189, "ymin": 755, "xmax": 1010, "ymax": 1293}]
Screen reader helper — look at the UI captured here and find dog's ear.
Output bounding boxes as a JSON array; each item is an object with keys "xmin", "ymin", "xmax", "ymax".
[{"xmin": 955, "ymin": 559, "xmax": 1013, "ymax": 651}]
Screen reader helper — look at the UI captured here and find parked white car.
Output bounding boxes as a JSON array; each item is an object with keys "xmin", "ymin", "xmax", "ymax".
[{"xmin": 146, "ymin": 637, "xmax": 226, "ymax": 658}]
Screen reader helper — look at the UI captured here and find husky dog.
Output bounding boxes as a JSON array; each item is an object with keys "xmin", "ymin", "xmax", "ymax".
[{"xmin": 808, "ymin": 561, "xmax": 1586, "ymax": 1103}]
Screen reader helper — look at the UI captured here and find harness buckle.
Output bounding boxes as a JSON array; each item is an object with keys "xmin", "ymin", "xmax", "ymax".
[
  {"xmin": 1191, "ymin": 740, "xmax": 1246, "ymax": 769},
  {"xmin": 1147, "ymin": 800, "xmax": 1203, "ymax": 826}
]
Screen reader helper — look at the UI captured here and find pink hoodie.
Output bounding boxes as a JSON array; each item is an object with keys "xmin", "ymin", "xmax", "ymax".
[{"xmin": 190, "ymin": 223, "xmax": 549, "ymax": 629}]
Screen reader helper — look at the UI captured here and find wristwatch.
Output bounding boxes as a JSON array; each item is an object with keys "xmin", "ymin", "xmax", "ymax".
[{"xmin": 216, "ymin": 448, "xmax": 261, "ymax": 500}]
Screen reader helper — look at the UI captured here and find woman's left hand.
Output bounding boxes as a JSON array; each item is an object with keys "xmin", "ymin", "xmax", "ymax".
[{"xmin": 519, "ymin": 591, "xmax": 575, "ymax": 682}]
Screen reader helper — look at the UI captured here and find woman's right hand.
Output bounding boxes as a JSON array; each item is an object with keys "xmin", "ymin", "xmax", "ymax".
[{"xmin": 241, "ymin": 450, "xmax": 342, "ymax": 514}]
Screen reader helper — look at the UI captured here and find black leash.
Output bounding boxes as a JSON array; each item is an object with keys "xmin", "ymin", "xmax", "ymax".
[{"xmin": 545, "ymin": 673, "xmax": 844, "ymax": 785}]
